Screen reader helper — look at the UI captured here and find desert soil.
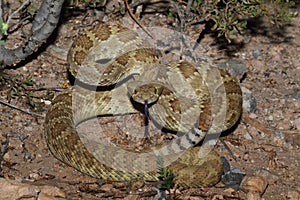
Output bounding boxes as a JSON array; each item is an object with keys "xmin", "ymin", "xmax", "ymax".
[{"xmin": 0, "ymin": 1, "xmax": 299, "ymax": 200}]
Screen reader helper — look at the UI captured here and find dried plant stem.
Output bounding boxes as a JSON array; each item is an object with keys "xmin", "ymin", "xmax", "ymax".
[
  {"xmin": 0, "ymin": 99, "xmax": 44, "ymax": 118},
  {"xmin": 125, "ymin": 0, "xmax": 153, "ymax": 38},
  {"xmin": 6, "ymin": 0, "xmax": 30, "ymax": 26}
]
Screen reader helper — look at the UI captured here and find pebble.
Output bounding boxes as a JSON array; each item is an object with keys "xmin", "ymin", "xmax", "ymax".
[
  {"xmin": 211, "ymin": 195, "xmax": 225, "ymax": 200},
  {"xmin": 276, "ymin": 120, "xmax": 292, "ymax": 130},
  {"xmin": 130, "ymin": 180, "xmax": 144, "ymax": 190},
  {"xmin": 254, "ymin": 169, "xmax": 279, "ymax": 185},
  {"xmin": 243, "ymin": 131, "xmax": 253, "ymax": 140},
  {"xmin": 246, "ymin": 192, "xmax": 262, "ymax": 200},
  {"xmin": 29, "ymin": 173, "xmax": 40, "ymax": 180},
  {"xmin": 18, "ymin": 133, "xmax": 28, "ymax": 141},
  {"xmin": 44, "ymin": 100, "xmax": 52, "ymax": 105},
  {"xmin": 286, "ymin": 93, "xmax": 300, "ymax": 100},
  {"xmin": 221, "ymin": 157, "xmax": 246, "ymax": 191},
  {"xmin": 38, "ymin": 185, "xmax": 67, "ymax": 200},
  {"xmin": 268, "ymin": 115, "xmax": 273, "ymax": 121},
  {"xmin": 113, "ymin": 190, "xmax": 126, "ymax": 199},
  {"xmin": 99, "ymin": 184, "xmax": 114, "ymax": 192},
  {"xmin": 242, "ymin": 87, "xmax": 257, "ymax": 113},
  {"xmin": 96, "ymin": 179, "xmax": 107, "ymax": 186},
  {"xmin": 217, "ymin": 60, "xmax": 247, "ymax": 80},
  {"xmin": 24, "ymin": 151, "xmax": 32, "ymax": 161},
  {"xmin": 112, "ymin": 181, "xmax": 126, "ymax": 189},
  {"xmin": 0, "ymin": 178, "xmax": 66, "ymax": 200},
  {"xmin": 224, "ymin": 187, "xmax": 235, "ymax": 195},
  {"xmin": 247, "ymin": 126, "xmax": 260, "ymax": 136},
  {"xmin": 240, "ymin": 175, "xmax": 268, "ymax": 194},
  {"xmin": 249, "ymin": 113, "xmax": 258, "ymax": 119},
  {"xmin": 14, "ymin": 115, "xmax": 22, "ymax": 122},
  {"xmin": 293, "ymin": 118, "xmax": 300, "ymax": 130},
  {"xmin": 253, "ymin": 49, "xmax": 262, "ymax": 58},
  {"xmin": 24, "ymin": 126, "xmax": 33, "ymax": 132},
  {"xmin": 287, "ymin": 189, "xmax": 300, "ymax": 200},
  {"xmin": 274, "ymin": 131, "xmax": 285, "ymax": 139},
  {"xmin": 3, "ymin": 152, "xmax": 10, "ymax": 161},
  {"xmin": 86, "ymin": 182, "xmax": 105, "ymax": 193}
]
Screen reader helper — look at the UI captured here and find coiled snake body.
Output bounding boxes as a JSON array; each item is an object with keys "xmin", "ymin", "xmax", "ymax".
[{"xmin": 44, "ymin": 24, "xmax": 242, "ymax": 188}]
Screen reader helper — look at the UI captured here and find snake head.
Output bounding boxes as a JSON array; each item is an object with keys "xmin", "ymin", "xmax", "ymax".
[{"xmin": 127, "ymin": 81, "xmax": 163, "ymax": 105}]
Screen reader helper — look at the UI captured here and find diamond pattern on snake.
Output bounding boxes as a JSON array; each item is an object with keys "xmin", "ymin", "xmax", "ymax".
[{"xmin": 44, "ymin": 23, "xmax": 242, "ymax": 188}]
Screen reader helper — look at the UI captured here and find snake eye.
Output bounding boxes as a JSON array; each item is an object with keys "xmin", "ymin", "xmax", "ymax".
[{"xmin": 154, "ymin": 87, "xmax": 163, "ymax": 95}]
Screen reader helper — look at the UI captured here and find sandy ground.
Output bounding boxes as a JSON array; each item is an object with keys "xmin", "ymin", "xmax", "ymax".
[{"xmin": 0, "ymin": 1, "xmax": 299, "ymax": 200}]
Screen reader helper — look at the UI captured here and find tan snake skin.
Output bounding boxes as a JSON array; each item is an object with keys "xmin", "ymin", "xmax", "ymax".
[{"xmin": 44, "ymin": 23, "xmax": 242, "ymax": 188}]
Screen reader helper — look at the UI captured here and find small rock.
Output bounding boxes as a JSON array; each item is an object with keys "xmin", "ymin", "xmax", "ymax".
[
  {"xmin": 293, "ymin": 118, "xmax": 300, "ymax": 130},
  {"xmin": 3, "ymin": 152, "xmax": 10, "ymax": 161},
  {"xmin": 224, "ymin": 187, "xmax": 235, "ymax": 194},
  {"xmin": 113, "ymin": 189, "xmax": 127, "ymax": 198},
  {"xmin": 287, "ymin": 189, "xmax": 300, "ymax": 200},
  {"xmin": 274, "ymin": 131, "xmax": 285, "ymax": 139},
  {"xmin": 268, "ymin": 115, "xmax": 274, "ymax": 121},
  {"xmin": 87, "ymin": 183, "xmax": 104, "ymax": 193},
  {"xmin": 242, "ymin": 87, "xmax": 257, "ymax": 113},
  {"xmin": 211, "ymin": 194, "xmax": 225, "ymax": 200},
  {"xmin": 246, "ymin": 192, "xmax": 262, "ymax": 200},
  {"xmin": 249, "ymin": 113, "xmax": 258, "ymax": 119},
  {"xmin": 243, "ymin": 132, "xmax": 253, "ymax": 140},
  {"xmin": 18, "ymin": 133, "xmax": 28, "ymax": 141},
  {"xmin": 217, "ymin": 60, "xmax": 247, "ymax": 80},
  {"xmin": 0, "ymin": 178, "xmax": 38, "ymax": 199},
  {"xmin": 221, "ymin": 157, "xmax": 246, "ymax": 191},
  {"xmin": 152, "ymin": 187, "xmax": 168, "ymax": 200},
  {"xmin": 44, "ymin": 100, "xmax": 52, "ymax": 105},
  {"xmin": 113, "ymin": 181, "xmax": 126, "ymax": 189},
  {"xmin": 240, "ymin": 175, "xmax": 268, "ymax": 194},
  {"xmin": 252, "ymin": 49, "xmax": 262, "ymax": 58},
  {"xmin": 24, "ymin": 151, "xmax": 32, "ymax": 161},
  {"xmin": 253, "ymin": 169, "xmax": 279, "ymax": 185},
  {"xmin": 96, "ymin": 179, "xmax": 107, "ymax": 186},
  {"xmin": 24, "ymin": 120, "xmax": 31, "ymax": 126},
  {"xmin": 14, "ymin": 115, "xmax": 22, "ymax": 122},
  {"xmin": 29, "ymin": 173, "xmax": 40, "ymax": 180},
  {"xmin": 286, "ymin": 93, "xmax": 300, "ymax": 100},
  {"xmin": 100, "ymin": 190, "xmax": 115, "ymax": 198},
  {"xmin": 38, "ymin": 185, "xmax": 66, "ymax": 200},
  {"xmin": 99, "ymin": 184, "xmax": 114, "ymax": 192},
  {"xmin": 247, "ymin": 126, "xmax": 260, "ymax": 136},
  {"xmin": 0, "ymin": 178, "xmax": 66, "ymax": 200},
  {"xmin": 24, "ymin": 126, "xmax": 33, "ymax": 132},
  {"xmin": 277, "ymin": 120, "xmax": 292, "ymax": 130},
  {"xmin": 130, "ymin": 180, "xmax": 144, "ymax": 190}
]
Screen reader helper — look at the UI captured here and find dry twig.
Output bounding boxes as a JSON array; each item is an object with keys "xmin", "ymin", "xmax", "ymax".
[
  {"xmin": 0, "ymin": 99, "xmax": 44, "ymax": 118},
  {"xmin": 125, "ymin": 0, "xmax": 153, "ymax": 38},
  {"xmin": 5, "ymin": 0, "xmax": 30, "ymax": 27}
]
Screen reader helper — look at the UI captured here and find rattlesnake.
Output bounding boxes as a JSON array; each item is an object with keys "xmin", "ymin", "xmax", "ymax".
[{"xmin": 44, "ymin": 23, "xmax": 242, "ymax": 188}]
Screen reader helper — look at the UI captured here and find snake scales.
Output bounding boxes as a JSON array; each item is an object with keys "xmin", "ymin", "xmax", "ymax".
[{"xmin": 44, "ymin": 23, "xmax": 242, "ymax": 188}]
